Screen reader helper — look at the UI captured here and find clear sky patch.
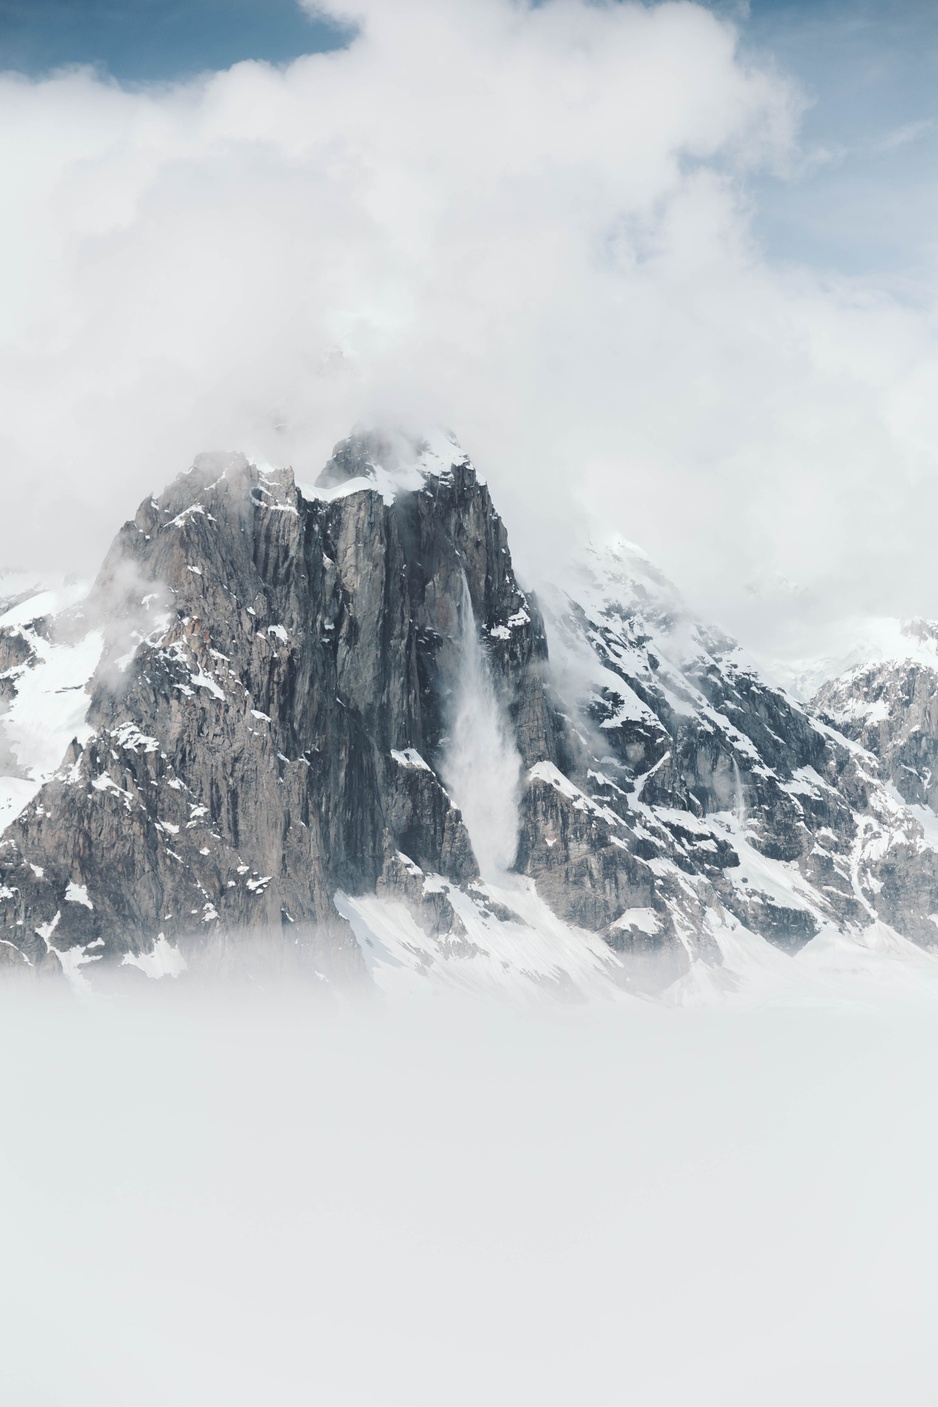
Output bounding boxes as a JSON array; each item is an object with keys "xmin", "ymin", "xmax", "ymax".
[{"xmin": 0, "ymin": 0, "xmax": 351, "ymax": 82}]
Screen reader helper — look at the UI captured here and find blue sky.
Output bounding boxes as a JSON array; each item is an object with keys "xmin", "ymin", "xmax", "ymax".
[
  {"xmin": 0, "ymin": 0, "xmax": 350, "ymax": 80},
  {"xmin": 740, "ymin": 0, "xmax": 938, "ymax": 282},
  {"xmin": 1, "ymin": 0, "xmax": 935, "ymax": 281}
]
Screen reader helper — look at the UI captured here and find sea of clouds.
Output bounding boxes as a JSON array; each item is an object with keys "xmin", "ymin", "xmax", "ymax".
[{"xmin": 2, "ymin": 981, "xmax": 937, "ymax": 1404}]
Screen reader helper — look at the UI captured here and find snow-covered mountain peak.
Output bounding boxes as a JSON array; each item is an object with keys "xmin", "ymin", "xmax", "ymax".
[
  {"xmin": 312, "ymin": 427, "xmax": 475, "ymax": 504},
  {"xmin": 898, "ymin": 616, "xmax": 938, "ymax": 650},
  {"xmin": 813, "ymin": 619, "xmax": 938, "ymax": 816},
  {"xmin": 546, "ymin": 532, "xmax": 742, "ymax": 706},
  {"xmin": 0, "ymin": 571, "xmax": 59, "ymax": 621},
  {"xmin": 579, "ymin": 535, "xmax": 684, "ymax": 617},
  {"xmin": 185, "ymin": 449, "xmax": 252, "ymax": 482},
  {"xmin": 768, "ymin": 615, "xmax": 938, "ymax": 703}
]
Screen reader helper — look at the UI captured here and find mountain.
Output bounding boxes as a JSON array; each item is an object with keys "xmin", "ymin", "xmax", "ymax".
[
  {"xmin": 3, "ymin": 430, "xmax": 938, "ymax": 999},
  {"xmin": 813, "ymin": 620, "xmax": 938, "ymax": 811}
]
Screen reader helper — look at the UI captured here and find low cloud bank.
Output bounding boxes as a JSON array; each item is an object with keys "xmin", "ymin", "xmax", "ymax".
[{"xmin": 2, "ymin": 984, "xmax": 937, "ymax": 1404}]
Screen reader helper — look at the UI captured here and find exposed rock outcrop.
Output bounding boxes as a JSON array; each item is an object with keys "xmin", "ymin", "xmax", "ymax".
[{"xmin": 2, "ymin": 432, "xmax": 938, "ymax": 997}]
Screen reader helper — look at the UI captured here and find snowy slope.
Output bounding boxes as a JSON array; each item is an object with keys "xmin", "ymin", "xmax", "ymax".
[
  {"xmin": 0, "ymin": 581, "xmax": 102, "ymax": 831},
  {"xmin": 532, "ymin": 535, "xmax": 938, "ymax": 994},
  {"xmin": 766, "ymin": 615, "xmax": 938, "ymax": 703}
]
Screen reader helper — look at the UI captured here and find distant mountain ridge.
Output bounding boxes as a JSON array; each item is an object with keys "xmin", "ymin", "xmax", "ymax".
[{"xmin": 2, "ymin": 431, "xmax": 938, "ymax": 1000}]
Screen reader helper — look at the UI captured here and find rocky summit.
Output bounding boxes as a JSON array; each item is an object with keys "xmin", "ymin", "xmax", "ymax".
[{"xmin": 3, "ymin": 430, "xmax": 938, "ymax": 1000}]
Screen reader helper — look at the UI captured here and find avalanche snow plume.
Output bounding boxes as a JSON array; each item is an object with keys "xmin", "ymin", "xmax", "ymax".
[
  {"xmin": 2, "ymin": 983, "xmax": 938, "ymax": 1406},
  {"xmin": 439, "ymin": 574, "xmax": 522, "ymax": 880}
]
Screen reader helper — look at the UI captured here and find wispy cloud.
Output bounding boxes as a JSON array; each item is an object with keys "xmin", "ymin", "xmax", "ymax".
[{"xmin": 873, "ymin": 117, "xmax": 935, "ymax": 153}]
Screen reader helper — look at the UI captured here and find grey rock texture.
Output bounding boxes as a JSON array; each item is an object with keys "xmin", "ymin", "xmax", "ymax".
[
  {"xmin": 813, "ymin": 627, "xmax": 938, "ymax": 947},
  {"xmin": 535, "ymin": 542, "xmax": 938, "ymax": 964},
  {"xmin": 0, "ymin": 433, "xmax": 570, "ymax": 983},
  {"xmin": 3, "ymin": 432, "xmax": 938, "ymax": 994},
  {"xmin": 815, "ymin": 626, "xmax": 938, "ymax": 811}
]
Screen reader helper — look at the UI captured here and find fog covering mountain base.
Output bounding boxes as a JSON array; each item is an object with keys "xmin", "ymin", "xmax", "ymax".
[
  {"xmin": 3, "ymin": 431, "xmax": 938, "ymax": 1001},
  {"xmin": 6, "ymin": 984, "xmax": 938, "ymax": 1406}
]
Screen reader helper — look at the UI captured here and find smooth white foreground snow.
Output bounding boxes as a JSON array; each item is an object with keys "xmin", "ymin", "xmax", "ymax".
[{"xmin": 1, "ymin": 986, "xmax": 937, "ymax": 1406}]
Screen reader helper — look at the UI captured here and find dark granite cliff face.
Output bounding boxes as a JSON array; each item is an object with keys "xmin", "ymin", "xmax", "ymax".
[
  {"xmin": 3, "ymin": 432, "xmax": 938, "ymax": 996},
  {"xmin": 0, "ymin": 434, "xmax": 568, "ymax": 981}
]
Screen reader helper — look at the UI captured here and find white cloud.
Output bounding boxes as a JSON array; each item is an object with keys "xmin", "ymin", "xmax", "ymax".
[
  {"xmin": 1, "ymin": 0, "xmax": 937, "ymax": 654},
  {"xmin": 873, "ymin": 116, "xmax": 934, "ymax": 153}
]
